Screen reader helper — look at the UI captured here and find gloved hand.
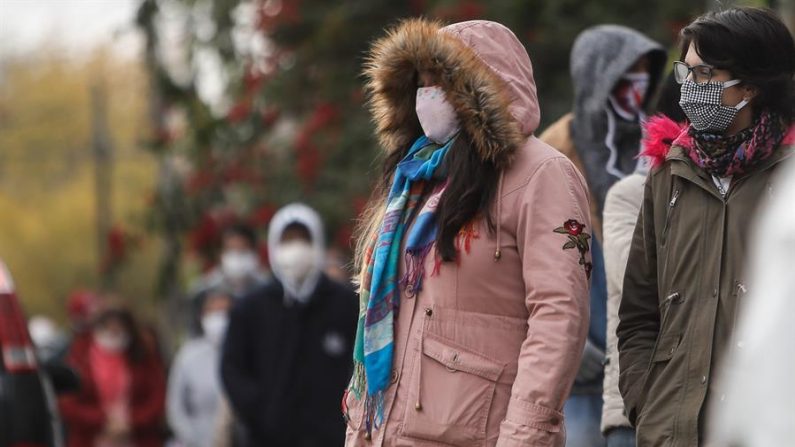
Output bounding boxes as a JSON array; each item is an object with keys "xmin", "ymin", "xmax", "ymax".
[{"xmin": 576, "ymin": 338, "xmax": 606, "ymax": 383}]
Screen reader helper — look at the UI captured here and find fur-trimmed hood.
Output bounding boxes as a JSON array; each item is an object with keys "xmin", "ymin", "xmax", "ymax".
[{"xmin": 364, "ymin": 19, "xmax": 539, "ymax": 169}]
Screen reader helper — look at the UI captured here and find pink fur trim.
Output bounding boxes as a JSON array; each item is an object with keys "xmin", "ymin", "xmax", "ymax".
[
  {"xmin": 783, "ymin": 123, "xmax": 795, "ymax": 146},
  {"xmin": 640, "ymin": 115, "xmax": 689, "ymax": 169}
]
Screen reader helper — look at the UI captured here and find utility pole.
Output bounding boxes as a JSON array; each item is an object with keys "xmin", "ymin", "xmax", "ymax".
[
  {"xmin": 90, "ymin": 80, "xmax": 114, "ymax": 290},
  {"xmin": 139, "ymin": 0, "xmax": 184, "ymax": 352}
]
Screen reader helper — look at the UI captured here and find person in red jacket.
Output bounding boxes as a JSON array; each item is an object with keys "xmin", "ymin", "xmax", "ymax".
[{"xmin": 59, "ymin": 306, "xmax": 166, "ymax": 447}]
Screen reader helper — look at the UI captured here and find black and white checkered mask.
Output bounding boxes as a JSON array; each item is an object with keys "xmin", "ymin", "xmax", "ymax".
[{"xmin": 679, "ymin": 79, "xmax": 749, "ymax": 132}]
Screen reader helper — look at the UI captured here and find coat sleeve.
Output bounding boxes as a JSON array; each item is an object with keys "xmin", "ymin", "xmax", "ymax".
[
  {"xmin": 58, "ymin": 388, "xmax": 106, "ymax": 431},
  {"xmin": 220, "ymin": 299, "xmax": 262, "ymax": 422},
  {"xmin": 601, "ymin": 175, "xmax": 645, "ymax": 433},
  {"xmin": 496, "ymin": 157, "xmax": 591, "ymax": 447},
  {"xmin": 129, "ymin": 348, "xmax": 167, "ymax": 429},
  {"xmin": 166, "ymin": 347, "xmax": 198, "ymax": 445},
  {"xmin": 616, "ymin": 173, "xmax": 660, "ymax": 425},
  {"xmin": 58, "ymin": 347, "xmax": 106, "ymax": 431}
]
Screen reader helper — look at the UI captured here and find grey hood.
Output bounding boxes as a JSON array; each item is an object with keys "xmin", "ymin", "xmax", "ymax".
[
  {"xmin": 569, "ymin": 25, "xmax": 666, "ymax": 217},
  {"xmin": 267, "ymin": 203, "xmax": 326, "ymax": 303},
  {"xmin": 571, "ymin": 24, "xmax": 666, "ymax": 125}
]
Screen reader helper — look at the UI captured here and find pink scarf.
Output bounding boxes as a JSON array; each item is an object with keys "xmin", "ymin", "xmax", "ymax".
[{"xmin": 89, "ymin": 342, "xmax": 131, "ymax": 418}]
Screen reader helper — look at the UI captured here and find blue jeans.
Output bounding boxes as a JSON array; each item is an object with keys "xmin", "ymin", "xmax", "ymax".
[
  {"xmin": 563, "ymin": 394, "xmax": 606, "ymax": 447},
  {"xmin": 605, "ymin": 427, "xmax": 635, "ymax": 447},
  {"xmin": 605, "ymin": 427, "xmax": 636, "ymax": 447}
]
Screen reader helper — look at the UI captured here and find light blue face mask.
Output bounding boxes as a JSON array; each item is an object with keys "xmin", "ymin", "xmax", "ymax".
[{"xmin": 679, "ymin": 79, "xmax": 749, "ymax": 132}]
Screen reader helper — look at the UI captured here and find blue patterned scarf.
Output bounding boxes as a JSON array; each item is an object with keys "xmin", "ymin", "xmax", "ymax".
[{"xmin": 350, "ymin": 135, "xmax": 453, "ymax": 434}]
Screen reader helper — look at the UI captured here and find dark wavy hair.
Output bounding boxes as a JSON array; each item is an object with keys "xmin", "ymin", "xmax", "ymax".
[
  {"xmin": 94, "ymin": 307, "xmax": 147, "ymax": 364},
  {"xmin": 679, "ymin": 7, "xmax": 795, "ymax": 121},
  {"xmin": 363, "ymin": 135, "xmax": 499, "ymax": 263}
]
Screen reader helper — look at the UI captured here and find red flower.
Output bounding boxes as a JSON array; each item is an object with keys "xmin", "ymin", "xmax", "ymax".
[
  {"xmin": 563, "ymin": 219, "xmax": 585, "ymax": 236},
  {"xmin": 227, "ymin": 101, "xmax": 251, "ymax": 123}
]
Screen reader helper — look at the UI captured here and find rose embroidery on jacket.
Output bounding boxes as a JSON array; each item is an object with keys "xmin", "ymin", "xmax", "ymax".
[{"xmin": 554, "ymin": 219, "xmax": 592, "ymax": 279}]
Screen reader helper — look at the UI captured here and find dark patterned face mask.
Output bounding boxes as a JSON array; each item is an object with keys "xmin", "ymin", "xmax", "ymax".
[{"xmin": 679, "ymin": 79, "xmax": 749, "ymax": 132}]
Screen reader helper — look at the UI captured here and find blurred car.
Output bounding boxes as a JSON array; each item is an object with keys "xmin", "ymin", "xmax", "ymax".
[{"xmin": 0, "ymin": 259, "xmax": 71, "ymax": 447}]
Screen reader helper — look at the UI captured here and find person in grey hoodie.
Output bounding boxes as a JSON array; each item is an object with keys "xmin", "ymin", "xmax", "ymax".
[
  {"xmin": 167, "ymin": 286, "xmax": 233, "ymax": 447},
  {"xmin": 601, "ymin": 72, "xmax": 686, "ymax": 447},
  {"xmin": 540, "ymin": 25, "xmax": 666, "ymax": 447}
]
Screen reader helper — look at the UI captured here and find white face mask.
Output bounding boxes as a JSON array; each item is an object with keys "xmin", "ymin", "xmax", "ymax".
[
  {"xmin": 94, "ymin": 331, "xmax": 129, "ymax": 353},
  {"xmin": 416, "ymin": 86, "xmax": 460, "ymax": 144},
  {"xmin": 201, "ymin": 311, "xmax": 229, "ymax": 345},
  {"xmin": 221, "ymin": 250, "xmax": 259, "ymax": 280},
  {"xmin": 273, "ymin": 241, "xmax": 315, "ymax": 285}
]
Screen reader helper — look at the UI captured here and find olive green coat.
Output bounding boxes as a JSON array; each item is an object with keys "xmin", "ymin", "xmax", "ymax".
[{"xmin": 617, "ymin": 127, "xmax": 794, "ymax": 447}]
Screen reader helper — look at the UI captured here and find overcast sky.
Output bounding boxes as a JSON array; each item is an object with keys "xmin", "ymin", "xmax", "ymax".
[{"xmin": 0, "ymin": 0, "xmax": 143, "ymax": 58}]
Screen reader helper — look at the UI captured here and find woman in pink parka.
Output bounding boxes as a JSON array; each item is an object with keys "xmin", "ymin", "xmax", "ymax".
[{"xmin": 343, "ymin": 19, "xmax": 591, "ymax": 447}]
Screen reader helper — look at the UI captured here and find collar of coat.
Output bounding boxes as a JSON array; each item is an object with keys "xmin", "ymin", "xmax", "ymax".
[
  {"xmin": 642, "ymin": 114, "xmax": 795, "ymax": 177},
  {"xmin": 667, "ymin": 123, "xmax": 795, "ymax": 175},
  {"xmin": 363, "ymin": 19, "xmax": 529, "ymax": 170}
]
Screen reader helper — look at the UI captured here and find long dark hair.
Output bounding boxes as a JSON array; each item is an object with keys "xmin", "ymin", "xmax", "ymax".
[
  {"xmin": 355, "ymin": 134, "xmax": 499, "ymax": 276},
  {"xmin": 94, "ymin": 307, "xmax": 147, "ymax": 364},
  {"xmin": 679, "ymin": 7, "xmax": 795, "ymax": 122}
]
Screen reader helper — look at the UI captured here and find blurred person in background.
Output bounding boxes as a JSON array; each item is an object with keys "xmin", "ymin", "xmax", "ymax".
[
  {"xmin": 59, "ymin": 305, "xmax": 166, "ymax": 447},
  {"xmin": 599, "ymin": 72, "xmax": 686, "ymax": 447},
  {"xmin": 617, "ymin": 7, "xmax": 794, "ymax": 446},
  {"xmin": 221, "ymin": 203, "xmax": 357, "ymax": 447},
  {"xmin": 66, "ymin": 289, "xmax": 103, "ymax": 333},
  {"xmin": 345, "ymin": 19, "xmax": 590, "ymax": 447},
  {"xmin": 708, "ymin": 157, "xmax": 795, "ymax": 446},
  {"xmin": 185, "ymin": 223, "xmax": 268, "ymax": 344},
  {"xmin": 167, "ymin": 286, "xmax": 233, "ymax": 447},
  {"xmin": 47, "ymin": 289, "xmax": 103, "ymax": 366},
  {"xmin": 28, "ymin": 314, "xmax": 66, "ymax": 364},
  {"xmin": 193, "ymin": 223, "xmax": 268, "ymax": 300},
  {"xmin": 540, "ymin": 24, "xmax": 666, "ymax": 447}
]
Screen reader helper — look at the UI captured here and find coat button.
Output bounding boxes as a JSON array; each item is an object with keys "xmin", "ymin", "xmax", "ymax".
[
  {"xmin": 424, "ymin": 307, "xmax": 433, "ymax": 317},
  {"xmin": 415, "ymin": 401, "xmax": 423, "ymax": 411},
  {"xmin": 406, "ymin": 284, "xmax": 415, "ymax": 297},
  {"xmin": 390, "ymin": 369, "xmax": 399, "ymax": 384},
  {"xmin": 701, "ymin": 375, "xmax": 707, "ymax": 384},
  {"xmin": 712, "ymin": 289, "xmax": 718, "ymax": 298}
]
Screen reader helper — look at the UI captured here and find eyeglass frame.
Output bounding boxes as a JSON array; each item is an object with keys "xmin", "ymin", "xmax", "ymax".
[{"xmin": 673, "ymin": 61, "xmax": 717, "ymax": 85}]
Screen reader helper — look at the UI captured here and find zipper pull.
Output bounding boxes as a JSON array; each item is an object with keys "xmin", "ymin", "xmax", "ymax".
[
  {"xmin": 665, "ymin": 292, "xmax": 682, "ymax": 305},
  {"xmin": 669, "ymin": 189, "xmax": 681, "ymax": 207}
]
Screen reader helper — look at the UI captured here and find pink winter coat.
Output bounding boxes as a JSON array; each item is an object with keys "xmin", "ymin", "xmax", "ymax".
[{"xmin": 345, "ymin": 19, "xmax": 591, "ymax": 447}]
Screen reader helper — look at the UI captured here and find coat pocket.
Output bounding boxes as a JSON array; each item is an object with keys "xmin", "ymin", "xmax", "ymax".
[
  {"xmin": 637, "ymin": 332, "xmax": 682, "ymax": 422},
  {"xmin": 401, "ymin": 332, "xmax": 505, "ymax": 446},
  {"xmin": 343, "ymin": 388, "xmax": 365, "ymax": 432}
]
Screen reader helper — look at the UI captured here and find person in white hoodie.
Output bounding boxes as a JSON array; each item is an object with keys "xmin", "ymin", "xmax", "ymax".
[
  {"xmin": 220, "ymin": 203, "xmax": 357, "ymax": 447},
  {"xmin": 167, "ymin": 286, "xmax": 233, "ymax": 447}
]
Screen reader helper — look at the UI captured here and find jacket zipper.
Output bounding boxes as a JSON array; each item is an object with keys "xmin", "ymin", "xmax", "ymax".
[
  {"xmin": 646, "ymin": 292, "xmax": 683, "ymax": 371},
  {"xmin": 636, "ymin": 291, "xmax": 683, "ymax": 417},
  {"xmin": 661, "ymin": 189, "xmax": 680, "ymax": 245},
  {"xmin": 730, "ymin": 280, "xmax": 748, "ymax": 339}
]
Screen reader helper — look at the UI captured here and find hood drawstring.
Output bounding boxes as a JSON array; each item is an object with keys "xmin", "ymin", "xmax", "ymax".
[
  {"xmin": 604, "ymin": 107, "xmax": 647, "ymax": 180},
  {"xmin": 494, "ymin": 171, "xmax": 504, "ymax": 261}
]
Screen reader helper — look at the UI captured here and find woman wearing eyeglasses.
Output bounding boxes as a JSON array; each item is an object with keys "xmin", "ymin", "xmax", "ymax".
[{"xmin": 616, "ymin": 7, "xmax": 794, "ymax": 446}]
